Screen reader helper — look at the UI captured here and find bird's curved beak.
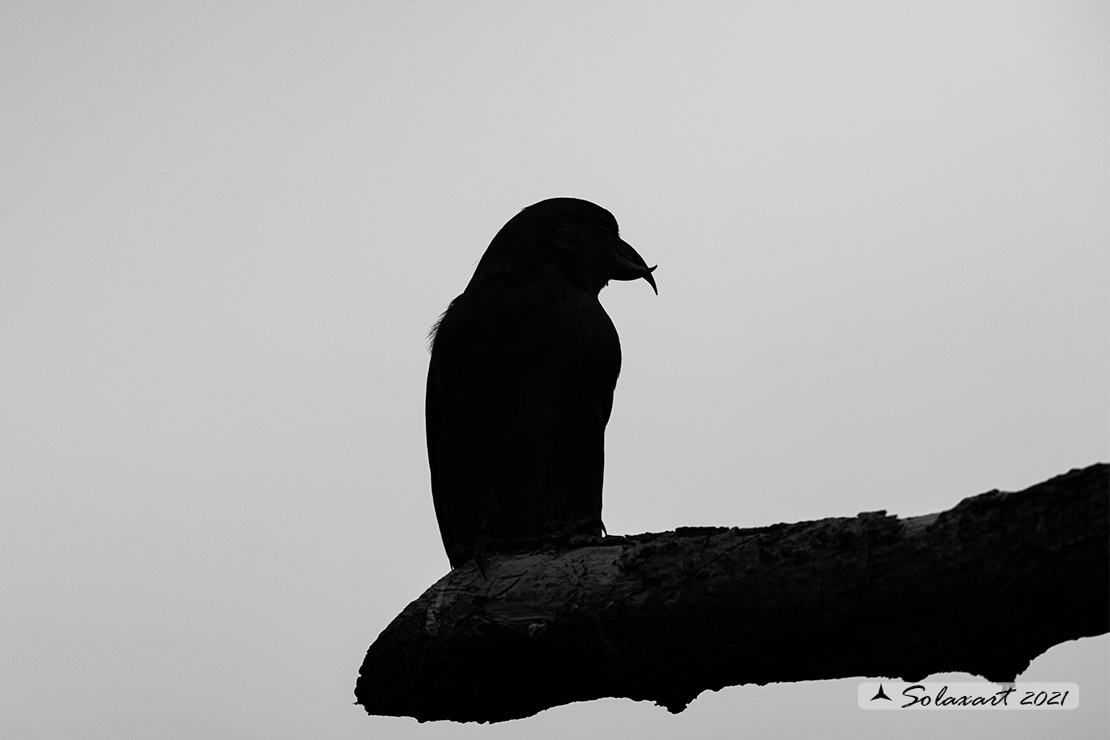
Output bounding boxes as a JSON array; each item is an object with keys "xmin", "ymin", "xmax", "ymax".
[{"xmin": 612, "ymin": 239, "xmax": 658, "ymax": 295}]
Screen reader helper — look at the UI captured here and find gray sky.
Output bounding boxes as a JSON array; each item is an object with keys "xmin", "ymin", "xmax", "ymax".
[{"xmin": 2, "ymin": 1, "xmax": 1107, "ymax": 738}]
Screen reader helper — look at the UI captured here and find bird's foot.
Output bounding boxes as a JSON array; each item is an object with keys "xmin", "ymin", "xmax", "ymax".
[
  {"xmin": 540, "ymin": 515, "xmax": 606, "ymax": 555},
  {"xmin": 449, "ymin": 535, "xmax": 507, "ymax": 577}
]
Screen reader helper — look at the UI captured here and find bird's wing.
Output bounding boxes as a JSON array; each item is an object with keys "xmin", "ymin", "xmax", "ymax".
[{"xmin": 426, "ymin": 276, "xmax": 621, "ymax": 563}]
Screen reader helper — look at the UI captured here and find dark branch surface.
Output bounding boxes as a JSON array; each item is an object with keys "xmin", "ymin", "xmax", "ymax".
[{"xmin": 356, "ymin": 463, "xmax": 1109, "ymax": 723}]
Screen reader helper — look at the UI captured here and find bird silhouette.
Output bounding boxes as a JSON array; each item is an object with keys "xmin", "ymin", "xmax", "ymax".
[{"xmin": 426, "ymin": 197, "xmax": 656, "ymax": 568}]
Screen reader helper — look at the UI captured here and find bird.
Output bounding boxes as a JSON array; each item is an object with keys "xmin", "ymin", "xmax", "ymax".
[{"xmin": 425, "ymin": 197, "xmax": 657, "ymax": 568}]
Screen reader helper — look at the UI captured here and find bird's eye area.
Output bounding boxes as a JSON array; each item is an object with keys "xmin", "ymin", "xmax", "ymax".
[{"xmin": 591, "ymin": 214, "xmax": 618, "ymax": 240}]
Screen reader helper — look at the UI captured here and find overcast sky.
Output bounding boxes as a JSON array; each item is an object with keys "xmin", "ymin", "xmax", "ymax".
[{"xmin": 2, "ymin": 1, "xmax": 1107, "ymax": 738}]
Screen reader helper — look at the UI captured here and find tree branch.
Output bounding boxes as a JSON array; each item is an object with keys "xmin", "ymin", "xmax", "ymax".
[{"xmin": 355, "ymin": 463, "xmax": 1109, "ymax": 723}]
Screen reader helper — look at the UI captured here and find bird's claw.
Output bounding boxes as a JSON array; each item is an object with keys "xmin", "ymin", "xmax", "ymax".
[
  {"xmin": 449, "ymin": 534, "xmax": 507, "ymax": 576},
  {"xmin": 539, "ymin": 515, "xmax": 606, "ymax": 556}
]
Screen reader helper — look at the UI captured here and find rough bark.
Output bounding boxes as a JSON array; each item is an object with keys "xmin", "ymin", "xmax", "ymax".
[{"xmin": 355, "ymin": 463, "xmax": 1109, "ymax": 723}]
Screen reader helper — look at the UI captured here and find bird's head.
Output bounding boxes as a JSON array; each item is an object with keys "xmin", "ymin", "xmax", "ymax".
[{"xmin": 469, "ymin": 198, "xmax": 658, "ymax": 296}]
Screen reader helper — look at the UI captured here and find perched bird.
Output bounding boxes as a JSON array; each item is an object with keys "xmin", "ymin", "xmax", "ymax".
[{"xmin": 426, "ymin": 197, "xmax": 657, "ymax": 568}]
